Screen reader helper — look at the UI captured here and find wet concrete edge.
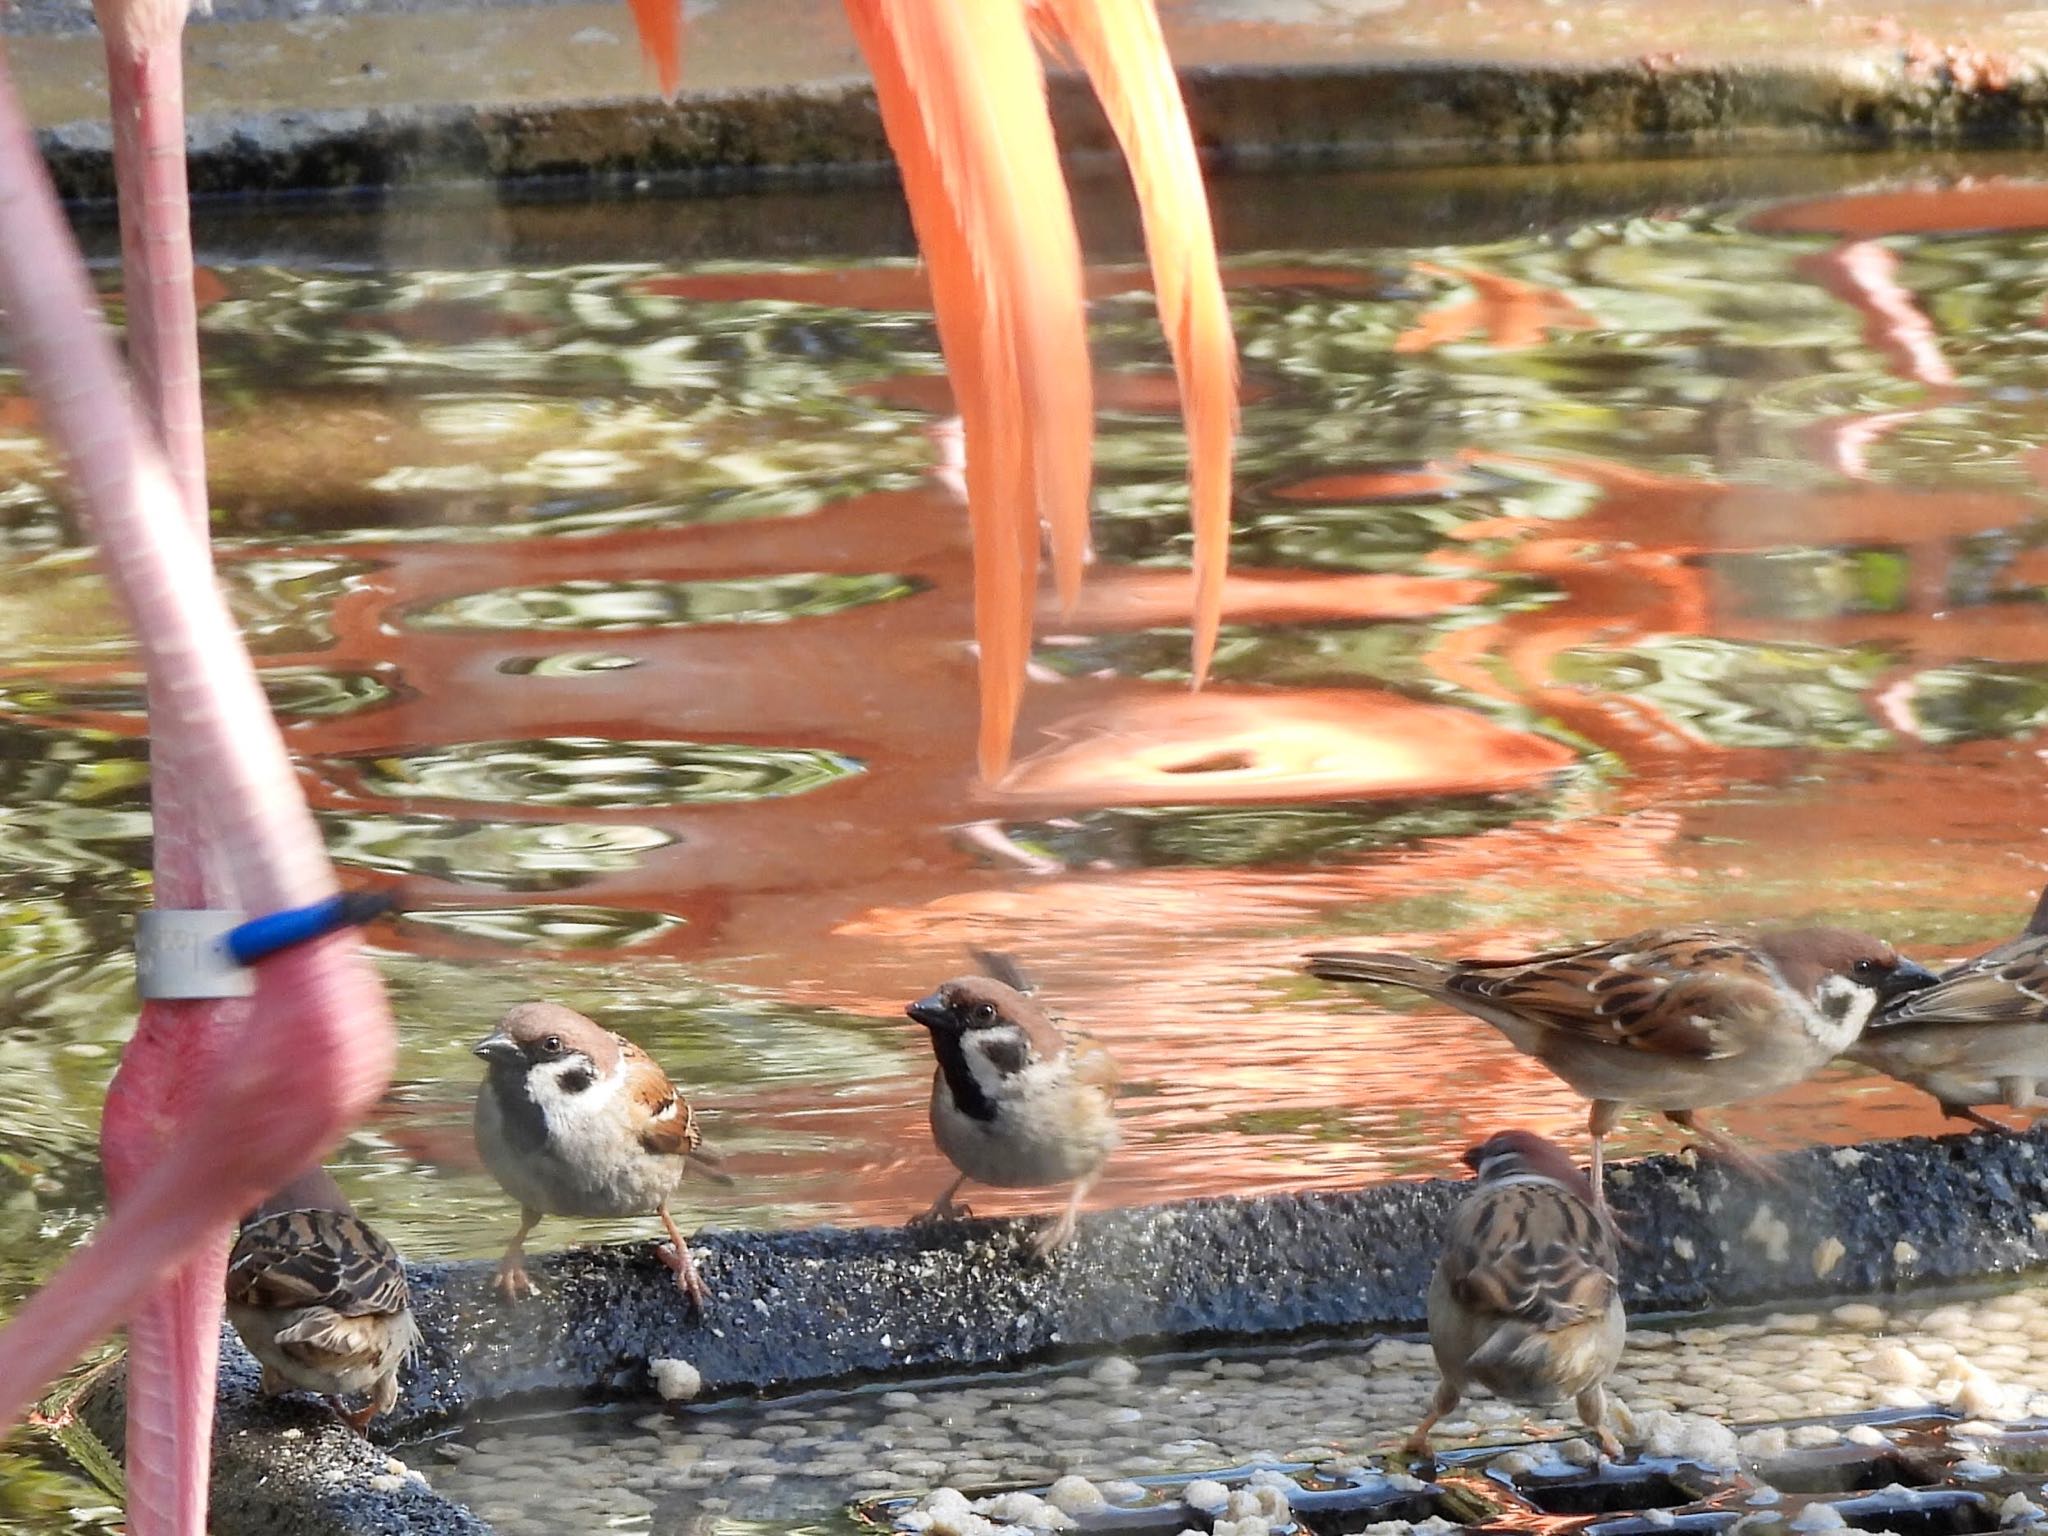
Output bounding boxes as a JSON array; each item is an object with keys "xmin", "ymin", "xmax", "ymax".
[
  {"xmin": 32, "ymin": 60, "xmax": 2048, "ymax": 204},
  {"xmin": 69, "ymin": 1124, "xmax": 2048, "ymax": 1535}
]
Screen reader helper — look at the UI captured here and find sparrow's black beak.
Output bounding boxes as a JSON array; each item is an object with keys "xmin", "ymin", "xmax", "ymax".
[
  {"xmin": 1879, "ymin": 958, "xmax": 1941, "ymax": 1001},
  {"xmin": 472, "ymin": 1032, "xmax": 521, "ymax": 1064},
  {"xmin": 905, "ymin": 994, "xmax": 951, "ymax": 1031}
]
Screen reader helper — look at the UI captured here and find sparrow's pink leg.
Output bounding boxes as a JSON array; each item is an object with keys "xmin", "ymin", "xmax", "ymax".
[
  {"xmin": 1575, "ymin": 1386, "xmax": 1623, "ymax": 1461},
  {"xmin": 1586, "ymin": 1100, "xmax": 1620, "ymax": 1208},
  {"xmin": 90, "ymin": 4, "xmax": 246, "ymax": 1530},
  {"xmin": 493, "ymin": 1209, "xmax": 542, "ymax": 1302},
  {"xmin": 1404, "ymin": 1380, "xmax": 1458, "ymax": 1455},
  {"xmin": 1028, "ymin": 1173, "xmax": 1095, "ymax": 1259},
  {"xmin": 0, "ymin": 53, "xmax": 393, "ymax": 1467},
  {"xmin": 654, "ymin": 1200, "xmax": 710, "ymax": 1311}
]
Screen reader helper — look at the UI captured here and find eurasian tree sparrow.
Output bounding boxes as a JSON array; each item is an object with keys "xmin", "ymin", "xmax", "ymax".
[
  {"xmin": 473, "ymin": 1001, "xmax": 720, "ymax": 1307},
  {"xmin": 225, "ymin": 1166, "xmax": 419, "ymax": 1434},
  {"xmin": 1414, "ymin": 1129, "xmax": 1624, "ymax": 1458},
  {"xmin": 1854, "ymin": 889, "xmax": 2048, "ymax": 1129},
  {"xmin": 1308, "ymin": 925, "xmax": 1937, "ymax": 1200},
  {"xmin": 904, "ymin": 952, "xmax": 1120, "ymax": 1258}
]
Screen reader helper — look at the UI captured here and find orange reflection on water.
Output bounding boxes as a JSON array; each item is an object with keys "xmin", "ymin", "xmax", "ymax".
[{"xmin": 13, "ymin": 185, "xmax": 2048, "ymax": 1231}]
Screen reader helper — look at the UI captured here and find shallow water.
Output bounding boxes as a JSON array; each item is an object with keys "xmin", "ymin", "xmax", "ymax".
[
  {"xmin": 423, "ymin": 1281, "xmax": 2048, "ymax": 1535},
  {"xmin": 9, "ymin": 149, "xmax": 2048, "ymax": 1530}
]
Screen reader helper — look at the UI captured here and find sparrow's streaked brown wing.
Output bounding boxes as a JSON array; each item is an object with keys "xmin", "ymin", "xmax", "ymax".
[
  {"xmin": 1446, "ymin": 927, "xmax": 1777, "ymax": 1059},
  {"xmin": 1444, "ymin": 1183, "xmax": 1616, "ymax": 1332},
  {"xmin": 227, "ymin": 1209, "xmax": 410, "ymax": 1320},
  {"xmin": 1878, "ymin": 937, "xmax": 2048, "ymax": 1027},
  {"xmin": 621, "ymin": 1038, "xmax": 702, "ymax": 1157},
  {"xmin": 1067, "ymin": 1031, "xmax": 1121, "ymax": 1098}
]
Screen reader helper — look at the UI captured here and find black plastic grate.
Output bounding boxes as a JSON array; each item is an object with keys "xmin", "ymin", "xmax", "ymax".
[{"xmin": 857, "ymin": 1412, "xmax": 2048, "ymax": 1536}]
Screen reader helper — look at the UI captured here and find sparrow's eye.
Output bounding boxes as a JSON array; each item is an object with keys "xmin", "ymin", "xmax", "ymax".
[
  {"xmin": 972, "ymin": 1003, "xmax": 997, "ymax": 1025},
  {"xmin": 1851, "ymin": 958, "xmax": 1886, "ymax": 981},
  {"xmin": 542, "ymin": 1034, "xmax": 562, "ymax": 1054}
]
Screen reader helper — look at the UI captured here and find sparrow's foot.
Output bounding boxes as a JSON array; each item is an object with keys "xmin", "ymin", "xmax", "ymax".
[
  {"xmin": 1595, "ymin": 1426, "xmax": 1623, "ymax": 1461},
  {"xmin": 493, "ymin": 1258, "xmax": 536, "ymax": 1303},
  {"xmin": 1400, "ymin": 1430, "xmax": 1434, "ymax": 1457},
  {"xmin": 1663, "ymin": 1111, "xmax": 1788, "ymax": 1188},
  {"xmin": 657, "ymin": 1241, "xmax": 712, "ymax": 1313},
  {"xmin": 333, "ymin": 1397, "xmax": 378, "ymax": 1437},
  {"xmin": 910, "ymin": 1197, "xmax": 975, "ymax": 1226},
  {"xmin": 1028, "ymin": 1206, "xmax": 1079, "ymax": 1261},
  {"xmin": 1947, "ymin": 1102, "xmax": 2016, "ymax": 1134}
]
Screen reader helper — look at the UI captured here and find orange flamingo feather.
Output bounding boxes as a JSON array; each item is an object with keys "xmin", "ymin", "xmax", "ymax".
[
  {"xmin": 1030, "ymin": 0, "xmax": 1238, "ymax": 684},
  {"xmin": 626, "ymin": 0, "xmax": 1237, "ymax": 772}
]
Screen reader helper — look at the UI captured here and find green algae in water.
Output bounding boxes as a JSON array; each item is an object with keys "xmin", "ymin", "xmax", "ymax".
[
  {"xmin": 406, "ymin": 572, "xmax": 924, "ymax": 632},
  {"xmin": 340, "ymin": 737, "xmax": 864, "ymax": 808}
]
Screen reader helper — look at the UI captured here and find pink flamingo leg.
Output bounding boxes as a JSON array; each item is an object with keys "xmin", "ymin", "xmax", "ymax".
[
  {"xmin": 0, "ymin": 50, "xmax": 395, "ymax": 1525},
  {"xmin": 93, "ymin": 7, "xmax": 248, "ymax": 1532}
]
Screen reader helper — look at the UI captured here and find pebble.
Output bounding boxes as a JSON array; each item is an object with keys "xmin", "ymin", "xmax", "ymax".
[
  {"xmin": 430, "ymin": 1283, "xmax": 2048, "ymax": 1536},
  {"xmin": 1090, "ymin": 1358, "xmax": 1142, "ymax": 1388}
]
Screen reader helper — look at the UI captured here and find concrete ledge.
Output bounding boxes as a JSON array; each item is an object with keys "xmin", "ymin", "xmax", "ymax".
[
  {"xmin": 63, "ymin": 1125, "xmax": 2048, "ymax": 1535},
  {"xmin": 17, "ymin": 0, "xmax": 2048, "ymax": 202}
]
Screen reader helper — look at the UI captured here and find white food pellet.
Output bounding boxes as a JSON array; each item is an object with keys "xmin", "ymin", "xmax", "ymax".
[
  {"xmin": 1182, "ymin": 1480, "xmax": 1230, "ymax": 1513},
  {"xmin": 1738, "ymin": 1426, "xmax": 1789, "ymax": 1458},
  {"xmin": 649, "ymin": 1358, "xmax": 703, "ymax": 1401},
  {"xmin": 1046, "ymin": 1478, "xmax": 1106, "ymax": 1516},
  {"xmin": 2001, "ymin": 1493, "xmax": 2045, "ymax": 1526},
  {"xmin": 1812, "ymin": 1237, "xmax": 1846, "ymax": 1279},
  {"xmin": 1745, "ymin": 1206, "xmax": 1792, "ymax": 1264},
  {"xmin": 1790, "ymin": 1504, "xmax": 1848, "ymax": 1531},
  {"xmin": 1894, "ymin": 1240, "xmax": 1920, "ymax": 1266}
]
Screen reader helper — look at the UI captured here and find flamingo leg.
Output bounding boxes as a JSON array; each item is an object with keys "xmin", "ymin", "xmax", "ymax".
[
  {"xmin": 92, "ymin": 5, "xmax": 245, "ymax": 1532},
  {"xmin": 0, "ymin": 44, "xmax": 395, "ymax": 1507}
]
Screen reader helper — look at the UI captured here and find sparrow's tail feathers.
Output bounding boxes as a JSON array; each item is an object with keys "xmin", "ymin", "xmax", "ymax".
[
  {"xmin": 687, "ymin": 1145, "xmax": 737, "ymax": 1186},
  {"xmin": 1304, "ymin": 951, "xmax": 1450, "ymax": 993},
  {"xmin": 1470, "ymin": 1319, "xmax": 1602, "ymax": 1402}
]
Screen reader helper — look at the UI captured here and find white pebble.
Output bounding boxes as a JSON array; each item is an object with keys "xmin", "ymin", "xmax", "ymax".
[
  {"xmin": 1846, "ymin": 1425, "xmax": 1892, "ymax": 1447},
  {"xmin": 1738, "ymin": 1427, "xmax": 1789, "ymax": 1458},
  {"xmin": 1789, "ymin": 1425, "xmax": 1841, "ymax": 1449},
  {"xmin": 1831, "ymin": 1303, "xmax": 1887, "ymax": 1329},
  {"xmin": 1894, "ymin": 1241, "xmax": 1920, "ymax": 1266},
  {"xmin": 649, "ymin": 1358, "xmax": 702, "ymax": 1401},
  {"xmin": 1812, "ymin": 1237, "xmax": 1846, "ymax": 1279},
  {"xmin": 1183, "ymin": 1480, "xmax": 1230, "ymax": 1513},
  {"xmin": 1088, "ymin": 1357, "xmax": 1141, "ymax": 1388},
  {"xmin": 1868, "ymin": 1343, "xmax": 1928, "ymax": 1386}
]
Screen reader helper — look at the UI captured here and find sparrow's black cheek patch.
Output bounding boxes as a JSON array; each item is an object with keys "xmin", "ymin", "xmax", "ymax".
[
  {"xmin": 559, "ymin": 1068, "xmax": 595, "ymax": 1095},
  {"xmin": 977, "ymin": 1034, "xmax": 1031, "ymax": 1076}
]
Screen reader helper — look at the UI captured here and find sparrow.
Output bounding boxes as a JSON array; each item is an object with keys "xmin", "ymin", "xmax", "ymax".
[
  {"xmin": 904, "ymin": 950, "xmax": 1120, "ymax": 1259},
  {"xmin": 1852, "ymin": 889, "xmax": 2048, "ymax": 1130},
  {"xmin": 224, "ymin": 1166, "xmax": 419, "ymax": 1435},
  {"xmin": 1413, "ymin": 1129, "xmax": 1624, "ymax": 1459},
  {"xmin": 472, "ymin": 1001, "xmax": 726, "ymax": 1307},
  {"xmin": 1307, "ymin": 925, "xmax": 1938, "ymax": 1201}
]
